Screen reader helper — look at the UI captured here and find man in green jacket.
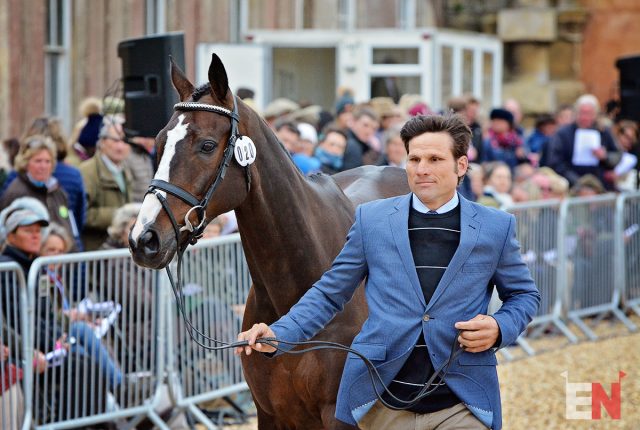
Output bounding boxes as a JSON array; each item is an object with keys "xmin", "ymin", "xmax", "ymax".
[{"xmin": 79, "ymin": 117, "xmax": 132, "ymax": 250}]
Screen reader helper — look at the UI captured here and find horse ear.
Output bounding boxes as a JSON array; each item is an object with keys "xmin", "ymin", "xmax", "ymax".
[
  {"xmin": 208, "ymin": 53, "xmax": 229, "ymax": 102},
  {"xmin": 170, "ymin": 56, "xmax": 194, "ymax": 101}
]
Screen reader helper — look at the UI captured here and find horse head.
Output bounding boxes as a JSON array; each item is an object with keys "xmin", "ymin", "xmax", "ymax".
[{"xmin": 130, "ymin": 54, "xmax": 254, "ymax": 269}]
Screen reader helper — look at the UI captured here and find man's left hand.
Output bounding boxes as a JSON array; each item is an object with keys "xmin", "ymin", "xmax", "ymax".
[{"xmin": 454, "ymin": 314, "xmax": 500, "ymax": 353}]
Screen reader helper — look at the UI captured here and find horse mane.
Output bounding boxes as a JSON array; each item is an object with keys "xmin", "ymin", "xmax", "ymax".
[
  {"xmin": 190, "ymin": 83, "xmax": 299, "ymax": 171},
  {"xmin": 191, "ymin": 83, "xmax": 211, "ymax": 102}
]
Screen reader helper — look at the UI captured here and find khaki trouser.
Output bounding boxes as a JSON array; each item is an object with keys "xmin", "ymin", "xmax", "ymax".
[
  {"xmin": 0, "ymin": 384, "xmax": 24, "ymax": 430},
  {"xmin": 359, "ymin": 401, "xmax": 489, "ymax": 430}
]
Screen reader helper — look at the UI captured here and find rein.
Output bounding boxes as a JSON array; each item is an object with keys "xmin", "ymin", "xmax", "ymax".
[{"xmin": 147, "ymin": 94, "xmax": 465, "ymax": 411}]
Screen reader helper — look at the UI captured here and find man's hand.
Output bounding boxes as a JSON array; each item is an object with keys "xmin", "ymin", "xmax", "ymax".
[
  {"xmin": 235, "ymin": 323, "xmax": 277, "ymax": 356},
  {"xmin": 592, "ymin": 146, "xmax": 607, "ymax": 161},
  {"xmin": 34, "ymin": 351, "xmax": 48, "ymax": 374},
  {"xmin": 454, "ymin": 314, "xmax": 500, "ymax": 353}
]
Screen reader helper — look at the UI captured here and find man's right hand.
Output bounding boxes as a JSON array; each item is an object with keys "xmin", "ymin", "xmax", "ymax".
[{"xmin": 235, "ymin": 323, "xmax": 277, "ymax": 356}]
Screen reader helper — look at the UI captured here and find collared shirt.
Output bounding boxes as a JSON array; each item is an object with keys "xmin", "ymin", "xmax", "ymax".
[
  {"xmin": 100, "ymin": 154, "xmax": 127, "ymax": 193},
  {"xmin": 412, "ymin": 192, "xmax": 459, "ymax": 214}
]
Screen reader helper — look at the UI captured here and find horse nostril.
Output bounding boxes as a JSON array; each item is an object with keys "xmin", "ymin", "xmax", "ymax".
[{"xmin": 140, "ymin": 230, "xmax": 160, "ymax": 255}]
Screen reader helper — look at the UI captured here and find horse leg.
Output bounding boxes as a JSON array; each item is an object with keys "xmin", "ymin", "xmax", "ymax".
[{"xmin": 321, "ymin": 404, "xmax": 360, "ymax": 430}]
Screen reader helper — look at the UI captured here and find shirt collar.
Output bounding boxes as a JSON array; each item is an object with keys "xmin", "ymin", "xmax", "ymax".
[
  {"xmin": 100, "ymin": 153, "xmax": 124, "ymax": 174},
  {"xmin": 412, "ymin": 192, "xmax": 459, "ymax": 214}
]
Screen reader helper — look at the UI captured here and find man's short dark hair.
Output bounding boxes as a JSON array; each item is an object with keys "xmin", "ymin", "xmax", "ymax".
[
  {"xmin": 320, "ymin": 127, "xmax": 347, "ymax": 142},
  {"xmin": 400, "ymin": 114, "xmax": 471, "ymax": 161},
  {"xmin": 275, "ymin": 121, "xmax": 300, "ymax": 136},
  {"xmin": 236, "ymin": 87, "xmax": 255, "ymax": 100},
  {"xmin": 352, "ymin": 107, "xmax": 379, "ymax": 123}
]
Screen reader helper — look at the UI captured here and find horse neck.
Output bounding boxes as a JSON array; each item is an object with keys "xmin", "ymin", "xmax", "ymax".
[{"xmin": 235, "ymin": 120, "xmax": 350, "ymax": 316}]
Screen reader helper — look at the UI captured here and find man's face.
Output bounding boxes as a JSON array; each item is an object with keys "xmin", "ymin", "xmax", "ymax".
[
  {"xmin": 385, "ymin": 136, "xmax": 407, "ymax": 166},
  {"xmin": 8, "ymin": 223, "xmax": 42, "ymax": 255},
  {"xmin": 406, "ymin": 132, "xmax": 467, "ymax": 209},
  {"xmin": 319, "ymin": 132, "xmax": 347, "ymax": 156},
  {"xmin": 488, "ymin": 165, "xmax": 512, "ymax": 194},
  {"xmin": 100, "ymin": 124, "xmax": 131, "ymax": 164},
  {"xmin": 465, "ymin": 102, "xmax": 479, "ymax": 123},
  {"xmin": 576, "ymin": 104, "xmax": 597, "ymax": 129},
  {"xmin": 277, "ymin": 128, "xmax": 300, "ymax": 153},
  {"xmin": 490, "ymin": 118, "xmax": 511, "ymax": 135},
  {"xmin": 350, "ymin": 115, "xmax": 379, "ymax": 143}
]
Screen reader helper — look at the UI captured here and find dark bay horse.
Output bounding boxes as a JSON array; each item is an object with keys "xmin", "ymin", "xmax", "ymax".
[{"xmin": 129, "ymin": 54, "xmax": 410, "ymax": 429}]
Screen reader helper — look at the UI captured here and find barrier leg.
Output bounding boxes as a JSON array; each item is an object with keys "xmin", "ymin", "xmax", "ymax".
[
  {"xmin": 611, "ymin": 307, "xmax": 638, "ymax": 332},
  {"xmin": 188, "ymin": 403, "xmax": 219, "ymax": 430},
  {"xmin": 553, "ymin": 317, "xmax": 579, "ymax": 343},
  {"xmin": 516, "ymin": 337, "xmax": 535, "ymax": 356},
  {"xmin": 568, "ymin": 315, "xmax": 598, "ymax": 341},
  {"xmin": 629, "ymin": 303, "xmax": 640, "ymax": 317}
]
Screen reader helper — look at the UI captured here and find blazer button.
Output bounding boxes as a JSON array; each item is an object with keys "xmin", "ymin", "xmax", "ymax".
[{"xmin": 423, "ymin": 314, "xmax": 430, "ymax": 322}]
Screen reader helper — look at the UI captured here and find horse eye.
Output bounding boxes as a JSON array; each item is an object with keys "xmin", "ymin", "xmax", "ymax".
[{"xmin": 200, "ymin": 140, "xmax": 217, "ymax": 153}]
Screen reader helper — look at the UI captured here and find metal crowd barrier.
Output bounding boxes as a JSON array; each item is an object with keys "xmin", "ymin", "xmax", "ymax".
[
  {"xmin": 560, "ymin": 194, "xmax": 637, "ymax": 340},
  {"xmin": 0, "ymin": 262, "xmax": 30, "ymax": 430},
  {"xmin": 26, "ymin": 249, "xmax": 170, "ymax": 430},
  {"xmin": 164, "ymin": 234, "xmax": 251, "ymax": 430},
  {"xmin": 4, "ymin": 193, "xmax": 640, "ymax": 428},
  {"xmin": 506, "ymin": 199, "xmax": 578, "ymax": 352},
  {"xmin": 619, "ymin": 191, "xmax": 640, "ymax": 317}
]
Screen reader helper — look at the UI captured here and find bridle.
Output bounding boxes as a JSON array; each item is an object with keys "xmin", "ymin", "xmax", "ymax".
[
  {"xmin": 145, "ymin": 96, "xmax": 249, "ymax": 249},
  {"xmin": 144, "ymin": 93, "xmax": 465, "ymax": 411}
]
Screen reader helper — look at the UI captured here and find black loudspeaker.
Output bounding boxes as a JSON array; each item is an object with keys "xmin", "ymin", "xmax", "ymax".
[
  {"xmin": 118, "ymin": 32, "xmax": 185, "ymax": 138},
  {"xmin": 616, "ymin": 54, "xmax": 640, "ymax": 122}
]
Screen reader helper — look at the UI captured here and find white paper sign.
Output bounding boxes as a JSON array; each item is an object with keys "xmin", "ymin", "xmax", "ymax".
[
  {"xmin": 571, "ymin": 129, "xmax": 601, "ymax": 166},
  {"xmin": 234, "ymin": 136, "xmax": 257, "ymax": 166},
  {"xmin": 614, "ymin": 153, "xmax": 638, "ymax": 176}
]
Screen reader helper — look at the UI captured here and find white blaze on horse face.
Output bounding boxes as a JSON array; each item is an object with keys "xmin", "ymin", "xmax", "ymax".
[{"xmin": 131, "ymin": 114, "xmax": 189, "ymax": 242}]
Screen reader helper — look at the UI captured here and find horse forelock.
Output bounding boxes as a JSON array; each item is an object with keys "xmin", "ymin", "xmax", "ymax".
[{"xmin": 191, "ymin": 83, "xmax": 211, "ymax": 102}]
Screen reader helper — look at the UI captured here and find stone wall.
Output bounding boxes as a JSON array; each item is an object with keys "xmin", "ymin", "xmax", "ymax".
[{"xmin": 579, "ymin": 0, "xmax": 640, "ymax": 107}]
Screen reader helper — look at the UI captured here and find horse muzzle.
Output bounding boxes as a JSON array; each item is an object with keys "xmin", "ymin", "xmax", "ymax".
[{"xmin": 129, "ymin": 226, "xmax": 176, "ymax": 269}]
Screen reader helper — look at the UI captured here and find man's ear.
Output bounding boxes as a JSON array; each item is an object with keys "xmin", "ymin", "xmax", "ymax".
[{"xmin": 458, "ymin": 155, "xmax": 469, "ymax": 177}]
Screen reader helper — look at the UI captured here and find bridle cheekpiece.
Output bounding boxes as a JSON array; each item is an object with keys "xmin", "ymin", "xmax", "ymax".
[{"xmin": 145, "ymin": 94, "xmax": 248, "ymax": 249}]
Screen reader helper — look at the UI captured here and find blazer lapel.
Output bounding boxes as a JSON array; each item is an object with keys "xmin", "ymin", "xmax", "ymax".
[
  {"xmin": 426, "ymin": 195, "xmax": 480, "ymax": 311},
  {"xmin": 389, "ymin": 193, "xmax": 426, "ymax": 308}
]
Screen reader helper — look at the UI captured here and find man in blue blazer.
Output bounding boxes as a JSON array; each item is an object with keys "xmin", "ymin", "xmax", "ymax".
[{"xmin": 238, "ymin": 114, "xmax": 540, "ymax": 429}]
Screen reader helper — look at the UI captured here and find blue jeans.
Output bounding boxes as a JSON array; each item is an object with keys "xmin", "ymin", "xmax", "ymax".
[{"xmin": 69, "ymin": 321, "xmax": 122, "ymax": 390}]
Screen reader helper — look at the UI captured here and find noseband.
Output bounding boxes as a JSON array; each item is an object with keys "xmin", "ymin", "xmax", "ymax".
[{"xmin": 146, "ymin": 95, "xmax": 249, "ymax": 248}]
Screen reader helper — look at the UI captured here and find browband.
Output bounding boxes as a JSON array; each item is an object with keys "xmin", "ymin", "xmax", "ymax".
[{"xmin": 174, "ymin": 102, "xmax": 239, "ymax": 121}]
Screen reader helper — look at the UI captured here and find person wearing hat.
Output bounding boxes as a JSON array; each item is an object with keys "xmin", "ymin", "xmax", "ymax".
[
  {"xmin": 0, "ymin": 198, "xmax": 50, "ymax": 272},
  {"xmin": 0, "ymin": 200, "xmax": 119, "ymax": 422},
  {"xmin": 263, "ymin": 98, "xmax": 300, "ymax": 129},
  {"xmin": 482, "ymin": 108, "xmax": 527, "ymax": 171},
  {"xmin": 0, "ymin": 199, "xmax": 50, "ymax": 430},
  {"xmin": 0, "ymin": 135, "xmax": 79, "ymax": 251},
  {"xmin": 67, "ymin": 97, "xmax": 104, "ymax": 166}
]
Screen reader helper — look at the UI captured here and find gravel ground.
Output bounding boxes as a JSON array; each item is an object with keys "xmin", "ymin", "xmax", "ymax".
[{"xmin": 222, "ymin": 315, "xmax": 640, "ymax": 430}]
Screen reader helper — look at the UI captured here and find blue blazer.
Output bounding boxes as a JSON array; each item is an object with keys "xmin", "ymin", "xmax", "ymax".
[{"xmin": 270, "ymin": 193, "xmax": 540, "ymax": 429}]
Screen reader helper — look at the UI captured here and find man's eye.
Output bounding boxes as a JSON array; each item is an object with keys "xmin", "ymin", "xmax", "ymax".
[{"xmin": 201, "ymin": 141, "xmax": 217, "ymax": 153}]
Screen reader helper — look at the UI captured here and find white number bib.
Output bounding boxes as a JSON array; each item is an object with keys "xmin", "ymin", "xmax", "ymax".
[{"xmin": 234, "ymin": 136, "xmax": 257, "ymax": 167}]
